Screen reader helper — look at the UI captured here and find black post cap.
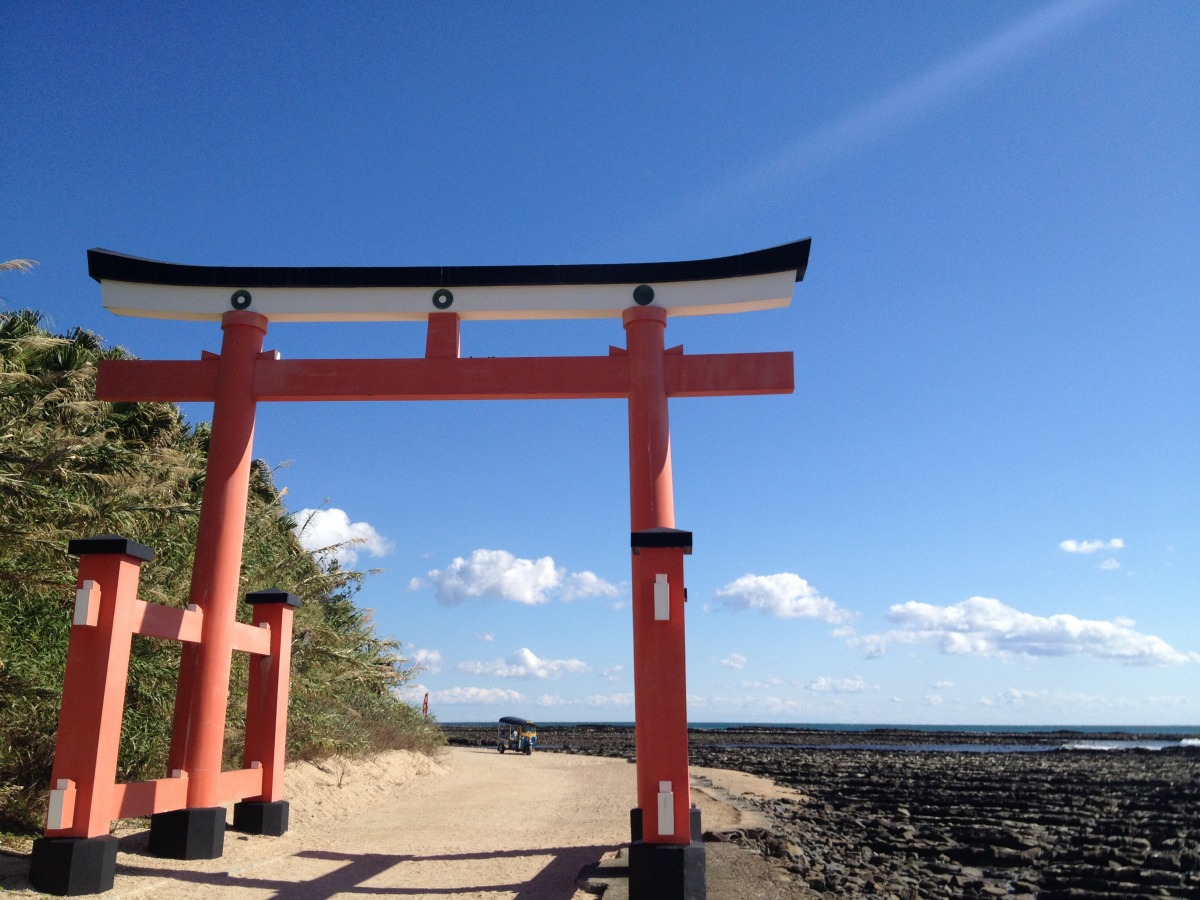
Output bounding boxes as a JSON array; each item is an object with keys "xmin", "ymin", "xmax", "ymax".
[
  {"xmin": 246, "ymin": 589, "xmax": 302, "ymax": 607},
  {"xmin": 631, "ymin": 527, "xmax": 693, "ymax": 553},
  {"xmin": 67, "ymin": 535, "xmax": 154, "ymax": 562}
]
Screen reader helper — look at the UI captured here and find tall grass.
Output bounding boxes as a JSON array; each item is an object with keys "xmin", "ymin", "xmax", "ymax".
[{"xmin": 0, "ymin": 311, "xmax": 442, "ymax": 833}]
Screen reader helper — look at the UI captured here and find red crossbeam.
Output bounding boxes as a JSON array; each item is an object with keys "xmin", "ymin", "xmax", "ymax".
[{"xmin": 96, "ymin": 351, "xmax": 793, "ymax": 403}]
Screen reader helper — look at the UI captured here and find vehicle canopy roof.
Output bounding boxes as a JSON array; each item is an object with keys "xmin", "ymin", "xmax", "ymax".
[{"xmin": 498, "ymin": 716, "xmax": 535, "ymax": 727}]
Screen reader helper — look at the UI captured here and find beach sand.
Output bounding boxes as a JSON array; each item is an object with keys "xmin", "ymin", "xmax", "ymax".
[
  {"xmin": 5, "ymin": 727, "xmax": 1197, "ymax": 898},
  {"xmin": 0, "ymin": 746, "xmax": 811, "ymax": 899}
]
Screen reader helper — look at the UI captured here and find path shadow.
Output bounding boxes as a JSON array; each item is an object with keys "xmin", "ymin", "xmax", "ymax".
[
  {"xmin": 0, "ymin": 848, "xmax": 35, "ymax": 892},
  {"xmin": 117, "ymin": 843, "xmax": 615, "ymax": 899}
]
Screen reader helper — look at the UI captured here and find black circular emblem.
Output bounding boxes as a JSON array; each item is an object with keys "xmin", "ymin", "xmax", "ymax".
[
  {"xmin": 432, "ymin": 289, "xmax": 454, "ymax": 310},
  {"xmin": 633, "ymin": 284, "xmax": 655, "ymax": 305},
  {"xmin": 230, "ymin": 290, "xmax": 252, "ymax": 310}
]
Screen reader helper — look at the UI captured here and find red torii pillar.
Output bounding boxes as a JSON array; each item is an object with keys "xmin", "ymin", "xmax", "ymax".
[
  {"xmin": 158, "ymin": 311, "xmax": 270, "ymax": 854},
  {"xmin": 625, "ymin": 305, "xmax": 705, "ymax": 894}
]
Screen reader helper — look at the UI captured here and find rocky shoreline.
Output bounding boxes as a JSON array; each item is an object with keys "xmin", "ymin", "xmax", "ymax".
[{"xmin": 443, "ymin": 725, "xmax": 1199, "ymax": 898}]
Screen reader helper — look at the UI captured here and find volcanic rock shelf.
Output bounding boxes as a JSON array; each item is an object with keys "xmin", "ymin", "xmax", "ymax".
[{"xmin": 444, "ymin": 724, "xmax": 1200, "ymax": 898}]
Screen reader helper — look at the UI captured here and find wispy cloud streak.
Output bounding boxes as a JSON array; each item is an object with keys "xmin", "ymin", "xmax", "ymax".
[{"xmin": 648, "ymin": 0, "xmax": 1114, "ymax": 238}]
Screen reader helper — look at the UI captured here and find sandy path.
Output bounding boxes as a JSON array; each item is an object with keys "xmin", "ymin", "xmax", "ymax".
[
  {"xmin": 109, "ymin": 748, "xmax": 628, "ymax": 900},
  {"xmin": 3, "ymin": 748, "xmax": 809, "ymax": 899}
]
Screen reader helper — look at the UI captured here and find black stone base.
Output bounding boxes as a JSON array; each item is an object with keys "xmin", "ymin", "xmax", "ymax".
[
  {"xmin": 29, "ymin": 835, "xmax": 119, "ymax": 896},
  {"xmin": 627, "ymin": 806, "xmax": 705, "ymax": 899},
  {"xmin": 232, "ymin": 800, "xmax": 289, "ymax": 836},
  {"xmin": 628, "ymin": 838, "xmax": 707, "ymax": 900},
  {"xmin": 148, "ymin": 806, "xmax": 225, "ymax": 859}
]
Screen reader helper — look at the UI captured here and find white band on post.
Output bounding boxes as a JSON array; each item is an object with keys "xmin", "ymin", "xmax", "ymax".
[
  {"xmin": 47, "ymin": 779, "xmax": 76, "ymax": 831},
  {"xmin": 654, "ymin": 574, "xmax": 670, "ymax": 621},
  {"xmin": 658, "ymin": 780, "xmax": 675, "ymax": 836},
  {"xmin": 73, "ymin": 580, "xmax": 99, "ymax": 627}
]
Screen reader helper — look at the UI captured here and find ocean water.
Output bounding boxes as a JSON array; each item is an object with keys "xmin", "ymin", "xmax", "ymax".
[
  {"xmin": 701, "ymin": 738, "xmax": 1200, "ymax": 753},
  {"xmin": 691, "ymin": 723, "xmax": 1200, "ymax": 753},
  {"xmin": 682, "ymin": 722, "xmax": 1200, "ymax": 735},
  {"xmin": 446, "ymin": 722, "xmax": 1200, "ymax": 753},
  {"xmin": 1062, "ymin": 737, "xmax": 1200, "ymax": 752}
]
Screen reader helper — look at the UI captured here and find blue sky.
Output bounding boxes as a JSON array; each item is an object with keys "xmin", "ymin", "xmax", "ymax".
[{"xmin": 3, "ymin": 0, "xmax": 1197, "ymax": 725}]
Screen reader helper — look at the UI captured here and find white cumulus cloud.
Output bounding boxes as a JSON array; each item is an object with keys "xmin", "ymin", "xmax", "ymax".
[
  {"xmin": 426, "ymin": 550, "xmax": 560, "ymax": 605},
  {"xmin": 416, "ymin": 549, "xmax": 619, "ymax": 606},
  {"xmin": 459, "ymin": 647, "xmax": 591, "ymax": 680},
  {"xmin": 581, "ymin": 692, "xmax": 635, "ymax": 707},
  {"xmin": 979, "ymin": 688, "xmax": 1047, "ymax": 708},
  {"xmin": 841, "ymin": 628, "xmax": 889, "ymax": 659},
  {"xmin": 861, "ymin": 596, "xmax": 1190, "ymax": 666},
  {"xmin": 561, "ymin": 571, "xmax": 621, "ymax": 601},
  {"xmin": 430, "ymin": 686, "xmax": 526, "ymax": 705},
  {"xmin": 396, "ymin": 682, "xmax": 428, "ymax": 706},
  {"xmin": 716, "ymin": 573, "xmax": 852, "ymax": 623},
  {"xmin": 601, "ymin": 665, "xmax": 624, "ymax": 682},
  {"xmin": 534, "ymin": 692, "xmax": 634, "ymax": 709},
  {"xmin": 740, "ymin": 676, "xmax": 785, "ymax": 689},
  {"xmin": 719, "ymin": 652, "xmax": 747, "ymax": 670},
  {"xmin": 807, "ymin": 675, "xmax": 876, "ymax": 694},
  {"xmin": 408, "ymin": 647, "xmax": 443, "ymax": 674},
  {"xmin": 293, "ymin": 508, "xmax": 393, "ymax": 568},
  {"xmin": 1059, "ymin": 538, "xmax": 1124, "ymax": 554}
]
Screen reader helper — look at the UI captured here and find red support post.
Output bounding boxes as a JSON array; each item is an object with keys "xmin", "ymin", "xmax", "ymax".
[
  {"xmin": 425, "ymin": 311, "xmax": 461, "ymax": 359},
  {"xmin": 231, "ymin": 589, "xmax": 300, "ymax": 837},
  {"xmin": 629, "ymin": 537, "xmax": 692, "ymax": 841},
  {"xmin": 625, "ymin": 307, "xmax": 675, "ymax": 533},
  {"xmin": 43, "ymin": 539, "xmax": 155, "ymax": 839},
  {"xmin": 29, "ymin": 538, "xmax": 153, "ymax": 897},
  {"xmin": 241, "ymin": 591, "xmax": 299, "ymax": 802},
  {"xmin": 160, "ymin": 312, "xmax": 267, "ymax": 860},
  {"xmin": 623, "ymin": 306, "xmax": 691, "ymax": 841},
  {"xmin": 624, "ymin": 306, "xmax": 705, "ymax": 897}
]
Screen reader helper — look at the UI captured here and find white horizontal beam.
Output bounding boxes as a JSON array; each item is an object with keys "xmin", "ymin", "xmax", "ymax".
[{"xmin": 99, "ymin": 270, "xmax": 797, "ymax": 322}]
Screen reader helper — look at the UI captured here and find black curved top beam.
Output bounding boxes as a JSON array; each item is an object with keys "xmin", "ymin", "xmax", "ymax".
[
  {"xmin": 88, "ymin": 240, "xmax": 809, "ymax": 289},
  {"xmin": 88, "ymin": 239, "xmax": 810, "ymax": 322}
]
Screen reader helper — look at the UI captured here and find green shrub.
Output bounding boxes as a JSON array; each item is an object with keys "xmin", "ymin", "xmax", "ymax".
[{"xmin": 0, "ymin": 310, "xmax": 441, "ymax": 833}]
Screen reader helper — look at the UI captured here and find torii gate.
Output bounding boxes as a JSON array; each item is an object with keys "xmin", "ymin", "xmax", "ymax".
[{"xmin": 30, "ymin": 239, "xmax": 809, "ymax": 899}]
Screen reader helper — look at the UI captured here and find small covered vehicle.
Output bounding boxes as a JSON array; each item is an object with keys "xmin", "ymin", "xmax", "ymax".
[{"xmin": 497, "ymin": 716, "xmax": 537, "ymax": 755}]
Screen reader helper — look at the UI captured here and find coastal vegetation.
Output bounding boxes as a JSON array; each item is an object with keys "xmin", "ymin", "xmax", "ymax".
[{"xmin": 0, "ymin": 308, "xmax": 441, "ymax": 833}]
